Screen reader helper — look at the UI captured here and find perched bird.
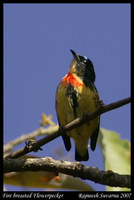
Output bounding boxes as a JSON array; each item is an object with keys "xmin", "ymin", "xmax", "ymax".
[{"xmin": 56, "ymin": 50, "xmax": 100, "ymax": 161}]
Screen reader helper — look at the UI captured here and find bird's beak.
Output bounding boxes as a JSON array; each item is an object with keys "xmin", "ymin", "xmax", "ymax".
[{"xmin": 70, "ymin": 49, "xmax": 80, "ymax": 62}]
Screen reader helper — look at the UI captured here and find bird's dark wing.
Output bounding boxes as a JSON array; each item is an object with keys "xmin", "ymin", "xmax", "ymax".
[
  {"xmin": 56, "ymin": 89, "xmax": 71, "ymax": 152},
  {"xmin": 62, "ymin": 134, "xmax": 71, "ymax": 151},
  {"xmin": 90, "ymin": 122, "xmax": 100, "ymax": 151},
  {"xmin": 57, "ymin": 118, "xmax": 71, "ymax": 152}
]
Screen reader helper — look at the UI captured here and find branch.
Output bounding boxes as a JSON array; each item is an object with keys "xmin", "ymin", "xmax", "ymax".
[
  {"xmin": 5, "ymin": 97, "xmax": 131, "ymax": 159},
  {"xmin": 4, "ymin": 157, "xmax": 131, "ymax": 188},
  {"xmin": 4, "ymin": 126, "xmax": 58, "ymax": 154}
]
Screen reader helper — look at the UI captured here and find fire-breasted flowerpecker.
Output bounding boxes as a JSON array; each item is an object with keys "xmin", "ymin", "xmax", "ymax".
[{"xmin": 56, "ymin": 50, "xmax": 100, "ymax": 161}]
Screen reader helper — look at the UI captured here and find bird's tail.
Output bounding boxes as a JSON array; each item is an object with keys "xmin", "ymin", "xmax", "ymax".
[{"xmin": 75, "ymin": 144, "xmax": 89, "ymax": 161}]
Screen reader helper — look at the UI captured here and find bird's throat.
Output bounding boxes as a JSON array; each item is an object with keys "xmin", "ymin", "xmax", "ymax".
[{"xmin": 61, "ymin": 73, "xmax": 84, "ymax": 87}]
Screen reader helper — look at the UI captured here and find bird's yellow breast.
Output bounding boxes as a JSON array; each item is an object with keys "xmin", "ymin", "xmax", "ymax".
[{"xmin": 56, "ymin": 73, "xmax": 99, "ymax": 140}]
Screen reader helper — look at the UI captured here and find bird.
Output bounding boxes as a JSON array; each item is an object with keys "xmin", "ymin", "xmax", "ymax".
[{"xmin": 56, "ymin": 49, "xmax": 100, "ymax": 161}]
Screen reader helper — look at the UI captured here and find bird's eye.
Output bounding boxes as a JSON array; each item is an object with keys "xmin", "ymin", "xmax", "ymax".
[
  {"xmin": 83, "ymin": 56, "xmax": 87, "ymax": 63},
  {"xmin": 79, "ymin": 55, "xmax": 87, "ymax": 64}
]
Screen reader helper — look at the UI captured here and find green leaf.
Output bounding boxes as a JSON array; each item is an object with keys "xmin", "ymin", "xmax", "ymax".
[{"xmin": 98, "ymin": 128, "xmax": 131, "ymax": 191}]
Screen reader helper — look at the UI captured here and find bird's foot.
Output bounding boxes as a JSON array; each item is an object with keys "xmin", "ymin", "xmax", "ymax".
[{"xmin": 94, "ymin": 98, "xmax": 105, "ymax": 109}]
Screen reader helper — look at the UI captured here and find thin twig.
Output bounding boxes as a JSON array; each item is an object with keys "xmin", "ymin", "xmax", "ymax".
[
  {"xmin": 4, "ymin": 126, "xmax": 58, "ymax": 154},
  {"xmin": 5, "ymin": 97, "xmax": 131, "ymax": 159},
  {"xmin": 4, "ymin": 157, "xmax": 131, "ymax": 188}
]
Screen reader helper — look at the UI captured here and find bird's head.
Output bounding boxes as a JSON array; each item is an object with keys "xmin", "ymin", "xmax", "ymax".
[{"xmin": 69, "ymin": 49, "xmax": 96, "ymax": 83}]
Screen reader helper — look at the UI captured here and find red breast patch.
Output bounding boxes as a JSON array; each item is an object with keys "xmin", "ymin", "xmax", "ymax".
[{"xmin": 61, "ymin": 73, "xmax": 84, "ymax": 87}]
